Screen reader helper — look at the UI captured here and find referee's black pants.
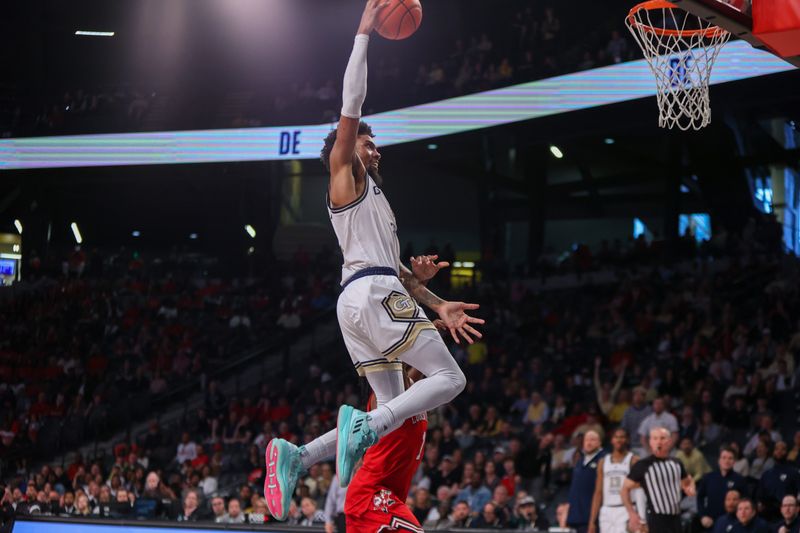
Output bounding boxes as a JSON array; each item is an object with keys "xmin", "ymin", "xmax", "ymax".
[{"xmin": 647, "ymin": 512, "xmax": 682, "ymax": 533}]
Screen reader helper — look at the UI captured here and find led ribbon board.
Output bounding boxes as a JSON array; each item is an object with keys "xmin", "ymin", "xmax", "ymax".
[{"xmin": 0, "ymin": 41, "xmax": 793, "ymax": 170}]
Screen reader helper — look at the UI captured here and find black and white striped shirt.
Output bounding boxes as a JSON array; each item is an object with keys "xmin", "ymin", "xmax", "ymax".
[{"xmin": 627, "ymin": 456, "xmax": 688, "ymax": 515}]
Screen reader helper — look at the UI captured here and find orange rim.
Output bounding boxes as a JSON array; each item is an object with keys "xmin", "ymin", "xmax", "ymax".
[{"xmin": 627, "ymin": 0, "xmax": 728, "ymax": 38}]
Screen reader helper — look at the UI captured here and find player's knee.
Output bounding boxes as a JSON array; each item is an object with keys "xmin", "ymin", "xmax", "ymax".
[{"xmin": 445, "ymin": 365, "xmax": 466, "ymax": 399}]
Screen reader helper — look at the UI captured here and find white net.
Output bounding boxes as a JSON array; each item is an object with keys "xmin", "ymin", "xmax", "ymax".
[{"xmin": 626, "ymin": 1, "xmax": 730, "ymax": 130}]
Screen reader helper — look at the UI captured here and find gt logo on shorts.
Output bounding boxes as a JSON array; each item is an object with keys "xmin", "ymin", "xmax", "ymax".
[
  {"xmin": 372, "ymin": 490, "xmax": 396, "ymax": 513},
  {"xmin": 391, "ymin": 295, "xmax": 414, "ymax": 312},
  {"xmin": 382, "ymin": 291, "xmax": 421, "ymax": 321},
  {"xmin": 379, "ymin": 291, "xmax": 436, "ymax": 361}
]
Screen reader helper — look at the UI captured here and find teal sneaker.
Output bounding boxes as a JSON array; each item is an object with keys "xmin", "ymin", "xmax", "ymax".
[
  {"xmin": 336, "ymin": 405, "xmax": 378, "ymax": 487},
  {"xmin": 264, "ymin": 438, "xmax": 306, "ymax": 521}
]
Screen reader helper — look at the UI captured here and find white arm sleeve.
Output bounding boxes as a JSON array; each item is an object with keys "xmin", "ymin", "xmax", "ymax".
[{"xmin": 341, "ymin": 34, "xmax": 369, "ymax": 119}]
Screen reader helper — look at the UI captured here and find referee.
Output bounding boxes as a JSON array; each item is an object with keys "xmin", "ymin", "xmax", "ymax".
[{"xmin": 621, "ymin": 427, "xmax": 696, "ymax": 533}]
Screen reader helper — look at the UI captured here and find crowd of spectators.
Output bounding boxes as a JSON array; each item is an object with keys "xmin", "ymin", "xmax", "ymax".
[
  {"xmin": 2, "ymin": 220, "xmax": 799, "ymax": 533},
  {"xmin": 2, "ymin": 3, "xmax": 638, "ymax": 137},
  {"xmin": 271, "ymin": 2, "xmax": 635, "ymax": 126},
  {"xmin": 0, "ymin": 245, "xmax": 340, "ymax": 483},
  {"xmin": 518, "ymin": 213, "xmax": 786, "ymax": 283},
  {"xmin": 0, "ymin": 85, "xmax": 160, "ymax": 139}
]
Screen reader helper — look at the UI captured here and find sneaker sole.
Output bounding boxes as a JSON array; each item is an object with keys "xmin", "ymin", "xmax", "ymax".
[
  {"xmin": 336, "ymin": 405, "xmax": 355, "ymax": 487},
  {"xmin": 264, "ymin": 440, "xmax": 288, "ymax": 520}
]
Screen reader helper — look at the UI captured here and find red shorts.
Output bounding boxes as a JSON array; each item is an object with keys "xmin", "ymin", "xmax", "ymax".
[{"xmin": 345, "ymin": 489, "xmax": 424, "ymax": 532}]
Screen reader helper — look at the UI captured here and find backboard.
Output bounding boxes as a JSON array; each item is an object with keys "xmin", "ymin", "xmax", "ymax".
[{"xmin": 673, "ymin": 0, "xmax": 800, "ymax": 66}]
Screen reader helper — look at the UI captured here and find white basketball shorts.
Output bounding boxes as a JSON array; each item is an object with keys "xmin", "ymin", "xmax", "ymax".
[
  {"xmin": 337, "ymin": 274, "xmax": 436, "ymax": 377},
  {"xmin": 600, "ymin": 506, "xmax": 629, "ymax": 533}
]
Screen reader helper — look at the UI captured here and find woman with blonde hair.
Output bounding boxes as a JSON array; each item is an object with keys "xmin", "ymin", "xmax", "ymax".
[{"xmin": 75, "ymin": 493, "xmax": 93, "ymax": 517}]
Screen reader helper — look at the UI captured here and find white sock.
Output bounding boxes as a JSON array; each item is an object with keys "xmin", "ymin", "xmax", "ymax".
[
  {"xmin": 299, "ymin": 429, "xmax": 337, "ymax": 469},
  {"xmin": 366, "ymin": 404, "xmax": 400, "ymax": 436},
  {"xmin": 367, "ymin": 330, "xmax": 465, "ymax": 435}
]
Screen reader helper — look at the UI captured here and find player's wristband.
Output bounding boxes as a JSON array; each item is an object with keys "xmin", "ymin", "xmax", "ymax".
[{"xmin": 341, "ymin": 34, "xmax": 369, "ymax": 119}]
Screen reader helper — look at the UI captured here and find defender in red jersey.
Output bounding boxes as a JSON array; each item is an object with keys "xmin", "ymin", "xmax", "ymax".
[{"xmin": 345, "ymin": 371, "xmax": 428, "ymax": 532}]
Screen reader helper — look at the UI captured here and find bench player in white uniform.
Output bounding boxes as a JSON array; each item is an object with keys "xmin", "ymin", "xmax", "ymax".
[
  {"xmin": 263, "ymin": 0, "xmax": 485, "ymax": 522},
  {"xmin": 589, "ymin": 428, "xmax": 644, "ymax": 533}
]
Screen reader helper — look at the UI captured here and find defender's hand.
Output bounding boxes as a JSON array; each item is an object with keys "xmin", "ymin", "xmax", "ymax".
[
  {"xmin": 411, "ymin": 255, "xmax": 450, "ymax": 282},
  {"xmin": 357, "ymin": 0, "xmax": 391, "ymax": 35},
  {"xmin": 435, "ymin": 301, "xmax": 484, "ymax": 344}
]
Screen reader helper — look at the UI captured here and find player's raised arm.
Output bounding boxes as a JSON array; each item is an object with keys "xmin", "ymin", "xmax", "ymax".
[{"xmin": 329, "ymin": 0, "xmax": 388, "ymax": 207}]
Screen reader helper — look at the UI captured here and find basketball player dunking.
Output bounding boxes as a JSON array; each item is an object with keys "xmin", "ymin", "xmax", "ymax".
[
  {"xmin": 264, "ymin": 0, "xmax": 484, "ymax": 521},
  {"xmin": 589, "ymin": 429, "xmax": 642, "ymax": 533}
]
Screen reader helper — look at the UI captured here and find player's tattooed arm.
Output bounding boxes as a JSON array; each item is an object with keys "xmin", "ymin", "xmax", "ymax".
[
  {"xmin": 399, "ymin": 264, "xmax": 445, "ymax": 308},
  {"xmin": 399, "ymin": 264, "xmax": 485, "ymax": 345}
]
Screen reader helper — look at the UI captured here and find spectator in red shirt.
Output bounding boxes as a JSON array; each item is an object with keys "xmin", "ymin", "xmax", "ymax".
[
  {"xmin": 277, "ymin": 421, "xmax": 296, "ymax": 443},
  {"xmin": 269, "ymin": 397, "xmax": 291, "ymax": 422},
  {"xmin": 555, "ymin": 403, "xmax": 589, "ymax": 437},
  {"xmin": 501, "ymin": 458, "xmax": 518, "ymax": 497},
  {"xmin": 191, "ymin": 445, "xmax": 209, "ymax": 469},
  {"xmin": 29, "ymin": 393, "xmax": 50, "ymax": 417},
  {"xmin": 67, "ymin": 454, "xmax": 84, "ymax": 483}
]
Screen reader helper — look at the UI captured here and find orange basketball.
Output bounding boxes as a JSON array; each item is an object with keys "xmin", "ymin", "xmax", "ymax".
[{"xmin": 376, "ymin": 0, "xmax": 422, "ymax": 40}]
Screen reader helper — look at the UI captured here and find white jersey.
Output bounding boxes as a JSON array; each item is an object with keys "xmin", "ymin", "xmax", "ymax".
[
  {"xmin": 328, "ymin": 174, "xmax": 401, "ymax": 284},
  {"xmin": 603, "ymin": 452, "xmax": 633, "ymax": 507}
]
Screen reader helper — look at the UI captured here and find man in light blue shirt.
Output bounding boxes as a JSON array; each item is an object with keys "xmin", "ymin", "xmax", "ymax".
[{"xmin": 456, "ymin": 471, "xmax": 492, "ymax": 517}]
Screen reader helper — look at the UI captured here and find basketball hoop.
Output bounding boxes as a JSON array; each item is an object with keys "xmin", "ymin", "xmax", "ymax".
[{"xmin": 626, "ymin": 0, "xmax": 731, "ymax": 130}]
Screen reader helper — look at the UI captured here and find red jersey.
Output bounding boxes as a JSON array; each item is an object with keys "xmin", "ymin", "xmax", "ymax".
[{"xmin": 345, "ymin": 412, "xmax": 428, "ymax": 516}]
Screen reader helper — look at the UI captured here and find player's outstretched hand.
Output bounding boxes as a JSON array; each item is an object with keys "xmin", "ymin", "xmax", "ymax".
[
  {"xmin": 436, "ymin": 301, "xmax": 484, "ymax": 345},
  {"xmin": 410, "ymin": 255, "xmax": 450, "ymax": 283},
  {"xmin": 357, "ymin": 0, "xmax": 391, "ymax": 35}
]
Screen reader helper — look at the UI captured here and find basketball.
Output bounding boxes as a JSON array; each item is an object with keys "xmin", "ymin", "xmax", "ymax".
[{"xmin": 376, "ymin": 0, "xmax": 422, "ymax": 40}]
